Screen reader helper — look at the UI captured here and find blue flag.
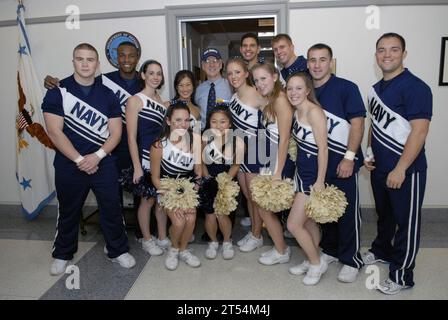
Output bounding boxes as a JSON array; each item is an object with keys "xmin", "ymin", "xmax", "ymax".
[{"xmin": 16, "ymin": 2, "xmax": 55, "ymax": 219}]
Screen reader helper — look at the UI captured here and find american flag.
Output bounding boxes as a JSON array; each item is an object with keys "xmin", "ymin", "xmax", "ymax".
[{"xmin": 17, "ymin": 109, "xmax": 31, "ymax": 131}]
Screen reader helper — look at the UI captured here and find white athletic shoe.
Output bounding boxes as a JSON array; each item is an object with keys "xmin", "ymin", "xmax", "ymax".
[
  {"xmin": 205, "ymin": 241, "xmax": 219, "ymax": 260},
  {"xmin": 302, "ymin": 258, "xmax": 328, "ymax": 286},
  {"xmin": 337, "ymin": 265, "xmax": 359, "ymax": 283},
  {"xmin": 222, "ymin": 241, "xmax": 235, "ymax": 260},
  {"xmin": 111, "ymin": 253, "xmax": 136, "ymax": 269},
  {"xmin": 321, "ymin": 252, "xmax": 338, "ymax": 264},
  {"xmin": 240, "ymin": 217, "xmax": 252, "ymax": 227},
  {"xmin": 258, "ymin": 247, "xmax": 290, "ymax": 266},
  {"xmin": 50, "ymin": 259, "xmax": 69, "ymax": 276},
  {"xmin": 165, "ymin": 247, "xmax": 179, "ymax": 271},
  {"xmin": 239, "ymin": 235, "xmax": 263, "ymax": 252},
  {"xmin": 142, "ymin": 238, "xmax": 163, "ymax": 256},
  {"xmin": 179, "ymin": 250, "xmax": 201, "ymax": 268},
  {"xmin": 237, "ymin": 231, "xmax": 252, "ymax": 247},
  {"xmin": 288, "ymin": 260, "xmax": 310, "ymax": 275}
]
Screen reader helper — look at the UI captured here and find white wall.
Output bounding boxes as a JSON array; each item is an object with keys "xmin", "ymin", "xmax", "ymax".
[
  {"xmin": 1, "ymin": 0, "xmax": 447, "ymax": 207},
  {"xmin": 289, "ymin": 5, "xmax": 448, "ymax": 206},
  {"xmin": 0, "ymin": 3, "xmax": 168, "ymax": 204}
]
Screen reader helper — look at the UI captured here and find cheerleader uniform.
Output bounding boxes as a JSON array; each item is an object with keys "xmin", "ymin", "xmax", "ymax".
[
  {"xmin": 160, "ymin": 138, "xmax": 195, "ymax": 179},
  {"xmin": 228, "ymin": 93, "xmax": 264, "ymax": 173},
  {"xmin": 263, "ymin": 118, "xmax": 295, "ymax": 179},
  {"xmin": 201, "ymin": 139, "xmax": 234, "ymax": 214},
  {"xmin": 135, "ymin": 93, "xmax": 167, "ymax": 170},
  {"xmin": 292, "ymin": 114, "xmax": 319, "ymax": 194},
  {"xmin": 102, "ymin": 71, "xmax": 140, "ymax": 171}
]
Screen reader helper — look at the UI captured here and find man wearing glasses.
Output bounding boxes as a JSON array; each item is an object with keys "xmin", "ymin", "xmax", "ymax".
[{"xmin": 195, "ymin": 48, "xmax": 232, "ymax": 130}]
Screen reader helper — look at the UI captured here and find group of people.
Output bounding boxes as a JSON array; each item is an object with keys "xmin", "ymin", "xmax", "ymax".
[{"xmin": 42, "ymin": 31, "xmax": 432, "ymax": 296}]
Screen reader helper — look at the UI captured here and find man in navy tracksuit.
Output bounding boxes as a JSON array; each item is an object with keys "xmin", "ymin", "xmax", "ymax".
[
  {"xmin": 42, "ymin": 43, "xmax": 135, "ymax": 275},
  {"xmin": 44, "ymin": 41, "xmax": 144, "ymax": 239},
  {"xmin": 307, "ymin": 43, "xmax": 366, "ymax": 283},
  {"xmin": 364, "ymin": 33, "xmax": 432, "ymax": 295}
]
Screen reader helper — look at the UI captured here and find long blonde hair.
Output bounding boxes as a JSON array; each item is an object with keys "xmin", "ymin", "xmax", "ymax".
[
  {"xmin": 225, "ymin": 57, "xmax": 251, "ymax": 89},
  {"xmin": 251, "ymin": 62, "xmax": 283, "ymax": 124}
]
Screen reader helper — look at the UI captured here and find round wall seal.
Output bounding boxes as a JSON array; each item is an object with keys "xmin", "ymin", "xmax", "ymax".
[{"xmin": 105, "ymin": 31, "xmax": 141, "ymax": 68}]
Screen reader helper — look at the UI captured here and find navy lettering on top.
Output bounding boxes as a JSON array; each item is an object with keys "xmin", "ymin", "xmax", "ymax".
[
  {"xmin": 368, "ymin": 69, "xmax": 432, "ymax": 174},
  {"xmin": 314, "ymin": 75, "xmax": 366, "ymax": 177},
  {"xmin": 102, "ymin": 71, "xmax": 140, "ymax": 124},
  {"xmin": 41, "ymin": 75, "xmax": 121, "ymax": 169}
]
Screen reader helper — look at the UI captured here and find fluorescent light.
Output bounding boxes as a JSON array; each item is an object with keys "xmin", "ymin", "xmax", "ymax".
[{"xmin": 258, "ymin": 32, "xmax": 275, "ymax": 37}]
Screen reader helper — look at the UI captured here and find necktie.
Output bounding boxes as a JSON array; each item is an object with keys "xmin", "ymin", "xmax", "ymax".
[{"xmin": 206, "ymin": 82, "xmax": 216, "ymax": 117}]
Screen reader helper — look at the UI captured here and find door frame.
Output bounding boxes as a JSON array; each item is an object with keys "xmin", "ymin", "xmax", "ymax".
[{"xmin": 165, "ymin": 1, "xmax": 288, "ymax": 96}]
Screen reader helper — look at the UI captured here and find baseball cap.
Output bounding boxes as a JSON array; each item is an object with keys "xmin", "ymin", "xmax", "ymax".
[{"xmin": 201, "ymin": 48, "xmax": 222, "ymax": 61}]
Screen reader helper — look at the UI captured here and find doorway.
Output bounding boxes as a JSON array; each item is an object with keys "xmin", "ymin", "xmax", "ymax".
[{"xmin": 180, "ymin": 16, "xmax": 276, "ymax": 83}]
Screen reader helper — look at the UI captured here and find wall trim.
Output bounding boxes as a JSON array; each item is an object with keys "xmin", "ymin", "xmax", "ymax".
[
  {"xmin": 288, "ymin": 0, "xmax": 448, "ymax": 9},
  {"xmin": 0, "ymin": 9, "xmax": 166, "ymax": 27},
  {"xmin": 2, "ymin": 0, "xmax": 445, "ymax": 27}
]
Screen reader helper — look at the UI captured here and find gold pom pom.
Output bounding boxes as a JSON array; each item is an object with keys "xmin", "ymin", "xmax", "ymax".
[
  {"xmin": 213, "ymin": 172, "xmax": 240, "ymax": 216},
  {"xmin": 250, "ymin": 175, "xmax": 295, "ymax": 213},
  {"xmin": 288, "ymin": 137, "xmax": 297, "ymax": 162},
  {"xmin": 159, "ymin": 177, "xmax": 199, "ymax": 210},
  {"xmin": 305, "ymin": 184, "xmax": 348, "ymax": 224}
]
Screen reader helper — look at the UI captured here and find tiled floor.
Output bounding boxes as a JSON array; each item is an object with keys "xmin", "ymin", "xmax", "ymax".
[{"xmin": 0, "ymin": 205, "xmax": 447, "ymax": 300}]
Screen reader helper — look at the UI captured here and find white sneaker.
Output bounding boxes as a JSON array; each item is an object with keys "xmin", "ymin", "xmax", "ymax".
[
  {"xmin": 239, "ymin": 235, "xmax": 263, "ymax": 252},
  {"xmin": 258, "ymin": 247, "xmax": 290, "ymax": 265},
  {"xmin": 240, "ymin": 217, "xmax": 252, "ymax": 227},
  {"xmin": 222, "ymin": 241, "xmax": 235, "ymax": 260},
  {"xmin": 156, "ymin": 237, "xmax": 171, "ymax": 250},
  {"xmin": 237, "ymin": 231, "xmax": 253, "ymax": 247},
  {"xmin": 321, "ymin": 252, "xmax": 338, "ymax": 264},
  {"xmin": 205, "ymin": 241, "xmax": 219, "ymax": 259},
  {"xmin": 362, "ymin": 251, "xmax": 388, "ymax": 265},
  {"xmin": 289, "ymin": 260, "xmax": 310, "ymax": 275},
  {"xmin": 165, "ymin": 247, "xmax": 179, "ymax": 271},
  {"xmin": 337, "ymin": 265, "xmax": 359, "ymax": 283},
  {"xmin": 302, "ymin": 258, "xmax": 328, "ymax": 286},
  {"xmin": 189, "ymin": 234, "xmax": 195, "ymax": 243},
  {"xmin": 260, "ymin": 247, "xmax": 275, "ymax": 257},
  {"xmin": 111, "ymin": 252, "xmax": 136, "ymax": 268},
  {"xmin": 142, "ymin": 238, "xmax": 163, "ymax": 256},
  {"xmin": 179, "ymin": 250, "xmax": 201, "ymax": 268},
  {"xmin": 283, "ymin": 229, "xmax": 295, "ymax": 239},
  {"xmin": 50, "ymin": 259, "xmax": 68, "ymax": 276},
  {"xmin": 376, "ymin": 278, "xmax": 411, "ymax": 295}
]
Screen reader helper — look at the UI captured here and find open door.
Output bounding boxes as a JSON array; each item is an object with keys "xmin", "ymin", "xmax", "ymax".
[{"xmin": 179, "ymin": 16, "xmax": 277, "ymax": 83}]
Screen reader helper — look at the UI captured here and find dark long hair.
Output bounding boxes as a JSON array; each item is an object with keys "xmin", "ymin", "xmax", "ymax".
[
  {"xmin": 157, "ymin": 102, "xmax": 193, "ymax": 149},
  {"xmin": 173, "ymin": 70, "xmax": 197, "ymax": 106},
  {"xmin": 139, "ymin": 59, "xmax": 165, "ymax": 90},
  {"xmin": 203, "ymin": 105, "xmax": 239, "ymax": 159}
]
